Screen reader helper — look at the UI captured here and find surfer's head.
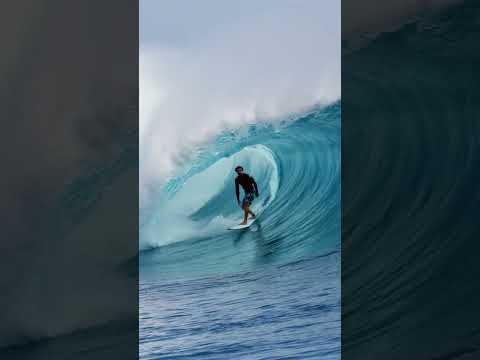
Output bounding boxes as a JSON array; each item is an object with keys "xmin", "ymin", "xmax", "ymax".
[{"xmin": 235, "ymin": 166, "xmax": 244, "ymax": 174}]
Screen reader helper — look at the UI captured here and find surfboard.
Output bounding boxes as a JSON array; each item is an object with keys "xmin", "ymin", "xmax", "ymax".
[{"xmin": 228, "ymin": 218, "xmax": 257, "ymax": 230}]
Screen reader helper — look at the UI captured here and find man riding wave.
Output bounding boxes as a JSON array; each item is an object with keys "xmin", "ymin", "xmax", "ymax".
[{"xmin": 234, "ymin": 166, "xmax": 259, "ymax": 225}]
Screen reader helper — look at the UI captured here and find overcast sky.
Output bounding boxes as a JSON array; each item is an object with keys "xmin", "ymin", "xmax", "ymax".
[{"xmin": 140, "ymin": 0, "xmax": 340, "ymax": 196}]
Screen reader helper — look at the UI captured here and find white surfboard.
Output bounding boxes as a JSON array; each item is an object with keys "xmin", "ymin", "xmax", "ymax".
[{"xmin": 228, "ymin": 217, "xmax": 257, "ymax": 230}]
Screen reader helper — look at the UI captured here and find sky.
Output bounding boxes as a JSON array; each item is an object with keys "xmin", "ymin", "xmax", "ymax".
[{"xmin": 140, "ymin": 0, "xmax": 340, "ymax": 200}]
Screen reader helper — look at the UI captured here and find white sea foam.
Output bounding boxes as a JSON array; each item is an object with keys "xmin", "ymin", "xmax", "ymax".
[{"xmin": 139, "ymin": 0, "xmax": 340, "ymax": 204}]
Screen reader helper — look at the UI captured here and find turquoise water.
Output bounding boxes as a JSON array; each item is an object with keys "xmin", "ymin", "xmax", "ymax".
[{"xmin": 140, "ymin": 103, "xmax": 340, "ymax": 358}]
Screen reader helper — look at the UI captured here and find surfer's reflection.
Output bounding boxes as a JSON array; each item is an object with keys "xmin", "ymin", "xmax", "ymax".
[
  {"xmin": 232, "ymin": 219, "xmax": 264, "ymax": 244},
  {"xmin": 232, "ymin": 221, "xmax": 283, "ymax": 265},
  {"xmin": 254, "ymin": 223, "xmax": 284, "ymax": 265},
  {"xmin": 232, "ymin": 223, "xmax": 254, "ymax": 243}
]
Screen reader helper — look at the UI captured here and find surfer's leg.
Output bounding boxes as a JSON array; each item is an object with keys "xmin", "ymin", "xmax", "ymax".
[
  {"xmin": 246, "ymin": 193, "xmax": 255, "ymax": 218},
  {"xmin": 240, "ymin": 203, "xmax": 249, "ymax": 225}
]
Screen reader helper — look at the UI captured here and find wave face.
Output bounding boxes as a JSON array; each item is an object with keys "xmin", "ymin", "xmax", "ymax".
[
  {"xmin": 342, "ymin": 2, "xmax": 480, "ymax": 359},
  {"xmin": 140, "ymin": 103, "xmax": 340, "ymax": 359},
  {"xmin": 140, "ymin": 103, "xmax": 340, "ymax": 278}
]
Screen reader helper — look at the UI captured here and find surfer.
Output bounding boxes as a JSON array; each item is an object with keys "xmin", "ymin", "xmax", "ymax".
[{"xmin": 235, "ymin": 166, "xmax": 259, "ymax": 225}]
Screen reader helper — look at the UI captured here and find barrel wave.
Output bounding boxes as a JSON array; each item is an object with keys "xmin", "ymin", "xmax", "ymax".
[
  {"xmin": 140, "ymin": 103, "xmax": 340, "ymax": 278},
  {"xmin": 139, "ymin": 103, "xmax": 340, "ymax": 359}
]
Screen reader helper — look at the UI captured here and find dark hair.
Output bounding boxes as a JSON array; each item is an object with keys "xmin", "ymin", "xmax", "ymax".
[{"xmin": 235, "ymin": 166, "xmax": 243, "ymax": 172}]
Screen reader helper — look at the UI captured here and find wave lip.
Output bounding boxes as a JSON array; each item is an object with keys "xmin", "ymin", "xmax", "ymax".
[{"xmin": 140, "ymin": 103, "xmax": 341, "ymax": 278}]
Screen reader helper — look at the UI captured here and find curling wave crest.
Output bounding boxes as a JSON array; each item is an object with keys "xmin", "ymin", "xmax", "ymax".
[{"xmin": 140, "ymin": 103, "xmax": 340, "ymax": 278}]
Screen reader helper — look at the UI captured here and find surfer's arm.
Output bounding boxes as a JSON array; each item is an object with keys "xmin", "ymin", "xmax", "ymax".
[
  {"xmin": 251, "ymin": 177, "xmax": 259, "ymax": 196},
  {"xmin": 235, "ymin": 178, "xmax": 240, "ymax": 203}
]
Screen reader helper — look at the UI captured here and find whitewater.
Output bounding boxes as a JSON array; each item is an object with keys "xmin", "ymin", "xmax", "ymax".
[
  {"xmin": 140, "ymin": 103, "xmax": 340, "ymax": 359},
  {"xmin": 139, "ymin": 1, "xmax": 340, "ymax": 357}
]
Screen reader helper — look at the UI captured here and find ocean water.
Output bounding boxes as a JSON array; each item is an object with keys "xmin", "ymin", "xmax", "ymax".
[
  {"xmin": 140, "ymin": 104, "xmax": 341, "ymax": 359},
  {"xmin": 342, "ymin": 1, "xmax": 480, "ymax": 358}
]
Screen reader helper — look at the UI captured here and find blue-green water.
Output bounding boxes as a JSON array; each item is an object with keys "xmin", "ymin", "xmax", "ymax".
[{"xmin": 140, "ymin": 104, "xmax": 340, "ymax": 358}]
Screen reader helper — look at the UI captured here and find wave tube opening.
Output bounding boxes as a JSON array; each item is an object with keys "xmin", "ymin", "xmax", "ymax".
[{"xmin": 140, "ymin": 103, "xmax": 340, "ymax": 279}]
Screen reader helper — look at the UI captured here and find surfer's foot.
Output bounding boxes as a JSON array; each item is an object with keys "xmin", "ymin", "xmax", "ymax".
[
  {"xmin": 249, "ymin": 214, "xmax": 256, "ymax": 219},
  {"xmin": 239, "ymin": 221, "xmax": 248, "ymax": 225}
]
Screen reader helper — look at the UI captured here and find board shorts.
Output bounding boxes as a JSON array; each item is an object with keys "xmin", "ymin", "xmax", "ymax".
[{"xmin": 242, "ymin": 192, "xmax": 255, "ymax": 207}]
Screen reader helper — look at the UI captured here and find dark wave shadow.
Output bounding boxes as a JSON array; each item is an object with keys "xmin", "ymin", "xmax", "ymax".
[{"xmin": 343, "ymin": 1, "xmax": 480, "ymax": 358}]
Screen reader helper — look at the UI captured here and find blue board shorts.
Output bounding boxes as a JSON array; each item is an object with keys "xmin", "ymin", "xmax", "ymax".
[{"xmin": 242, "ymin": 192, "xmax": 255, "ymax": 207}]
